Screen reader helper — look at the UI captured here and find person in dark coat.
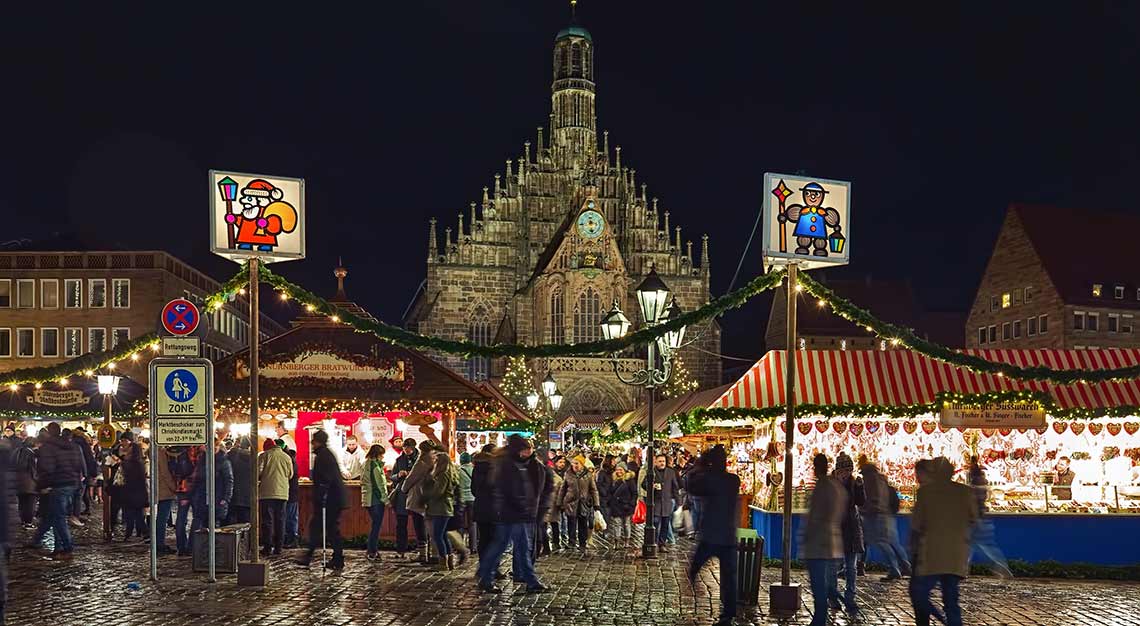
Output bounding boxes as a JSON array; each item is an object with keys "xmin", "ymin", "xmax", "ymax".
[
  {"xmin": 686, "ymin": 445, "xmax": 741, "ymax": 626},
  {"xmin": 642, "ymin": 453, "xmax": 681, "ymax": 551},
  {"xmin": 226, "ymin": 437, "xmax": 252, "ymax": 524},
  {"xmin": 31, "ymin": 422, "xmax": 85, "ymax": 556},
  {"xmin": 0, "ymin": 435, "xmax": 10, "ymax": 624},
  {"xmin": 298, "ymin": 430, "xmax": 347, "ymax": 569},
  {"xmin": 190, "ymin": 441, "xmax": 234, "ymax": 534},
  {"xmin": 595, "ymin": 455, "xmax": 616, "ymax": 538},
  {"xmin": 283, "ymin": 444, "xmax": 300, "ymax": 547},
  {"xmin": 475, "ymin": 435, "xmax": 553, "ymax": 594},
  {"xmin": 11, "ymin": 437, "xmax": 36, "ymax": 527},
  {"xmin": 830, "ymin": 452, "xmax": 865, "ymax": 616},
  {"xmin": 608, "ymin": 467, "xmax": 638, "ymax": 547},
  {"xmin": 470, "ymin": 443, "xmax": 498, "ymax": 563},
  {"xmin": 70, "ymin": 428, "xmax": 97, "ymax": 518},
  {"xmin": 118, "ymin": 442, "xmax": 149, "ymax": 540},
  {"xmin": 389, "ymin": 438, "xmax": 425, "ymax": 557}
]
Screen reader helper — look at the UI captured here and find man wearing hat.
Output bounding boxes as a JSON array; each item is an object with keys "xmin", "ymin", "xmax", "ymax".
[{"xmin": 778, "ymin": 181, "xmax": 842, "ymax": 257}]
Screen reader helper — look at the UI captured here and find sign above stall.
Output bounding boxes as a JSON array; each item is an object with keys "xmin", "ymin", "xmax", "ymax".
[
  {"xmin": 762, "ymin": 172, "xmax": 851, "ymax": 270},
  {"xmin": 940, "ymin": 400, "xmax": 1046, "ymax": 429},
  {"xmin": 244, "ymin": 352, "xmax": 406, "ymax": 382},
  {"xmin": 27, "ymin": 389, "xmax": 89, "ymax": 407}
]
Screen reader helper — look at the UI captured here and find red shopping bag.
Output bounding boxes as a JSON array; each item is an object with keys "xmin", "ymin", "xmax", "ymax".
[{"xmin": 632, "ymin": 500, "xmax": 647, "ymax": 525}]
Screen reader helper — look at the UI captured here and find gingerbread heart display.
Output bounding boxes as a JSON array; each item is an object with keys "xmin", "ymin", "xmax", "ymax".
[
  {"xmin": 921, "ymin": 421, "xmax": 937, "ymax": 435},
  {"xmin": 815, "ymin": 420, "xmax": 828, "ymax": 433},
  {"xmin": 849, "ymin": 423, "xmax": 864, "ymax": 436},
  {"xmin": 866, "ymin": 421, "xmax": 880, "ymax": 435},
  {"xmin": 939, "ymin": 424, "xmax": 952, "ymax": 433},
  {"xmin": 779, "ymin": 421, "xmax": 786, "ymax": 433},
  {"xmin": 903, "ymin": 421, "xmax": 918, "ymax": 435},
  {"xmin": 832, "ymin": 421, "xmax": 847, "ymax": 435},
  {"xmin": 1016, "ymin": 428, "xmax": 1028, "ymax": 434},
  {"xmin": 999, "ymin": 427, "xmax": 1013, "ymax": 436},
  {"xmin": 1088, "ymin": 423, "xmax": 1103, "ymax": 436},
  {"xmin": 1125, "ymin": 422, "xmax": 1139, "ymax": 436},
  {"xmin": 885, "ymin": 422, "xmax": 900, "ymax": 435},
  {"xmin": 1107, "ymin": 422, "xmax": 1122, "ymax": 436},
  {"xmin": 1070, "ymin": 422, "xmax": 1086, "ymax": 436},
  {"xmin": 1035, "ymin": 426, "xmax": 1048, "ymax": 435},
  {"xmin": 798, "ymin": 421, "xmax": 812, "ymax": 435},
  {"xmin": 1053, "ymin": 422, "xmax": 1067, "ymax": 435}
]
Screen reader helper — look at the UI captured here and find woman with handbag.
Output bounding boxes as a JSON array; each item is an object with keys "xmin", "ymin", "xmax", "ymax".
[
  {"xmin": 555, "ymin": 457, "xmax": 599, "ymax": 552},
  {"xmin": 608, "ymin": 467, "xmax": 638, "ymax": 548}
]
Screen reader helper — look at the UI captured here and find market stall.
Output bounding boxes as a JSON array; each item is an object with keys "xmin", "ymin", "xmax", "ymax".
[
  {"xmin": 1, "ymin": 376, "xmax": 148, "ymax": 437},
  {"xmin": 708, "ymin": 349, "xmax": 1140, "ymax": 566},
  {"xmin": 213, "ymin": 292, "xmax": 530, "ymax": 542}
]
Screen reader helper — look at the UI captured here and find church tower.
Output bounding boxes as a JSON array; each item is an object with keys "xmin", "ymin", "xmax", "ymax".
[{"xmin": 550, "ymin": 18, "xmax": 596, "ymax": 173}]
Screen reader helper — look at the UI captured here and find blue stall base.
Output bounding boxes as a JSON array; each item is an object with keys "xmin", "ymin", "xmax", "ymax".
[{"xmin": 750, "ymin": 506, "xmax": 1140, "ymax": 567}]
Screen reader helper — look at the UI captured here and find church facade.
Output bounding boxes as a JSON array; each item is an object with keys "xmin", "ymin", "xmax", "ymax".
[{"xmin": 404, "ymin": 22, "xmax": 720, "ymax": 425}]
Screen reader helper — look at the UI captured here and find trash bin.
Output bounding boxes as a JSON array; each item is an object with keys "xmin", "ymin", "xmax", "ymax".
[
  {"xmin": 736, "ymin": 529, "xmax": 764, "ymax": 606},
  {"xmin": 193, "ymin": 523, "xmax": 250, "ymax": 574}
]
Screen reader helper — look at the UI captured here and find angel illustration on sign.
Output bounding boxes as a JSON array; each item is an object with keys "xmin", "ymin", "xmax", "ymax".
[
  {"xmin": 774, "ymin": 179, "xmax": 844, "ymax": 257},
  {"xmin": 223, "ymin": 179, "xmax": 299, "ymax": 252}
]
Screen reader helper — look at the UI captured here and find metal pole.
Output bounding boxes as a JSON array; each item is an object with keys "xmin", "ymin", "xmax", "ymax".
[
  {"xmin": 642, "ymin": 341, "xmax": 657, "ymax": 559},
  {"xmin": 781, "ymin": 263, "xmax": 798, "ymax": 587},
  {"xmin": 249, "ymin": 258, "xmax": 261, "ymax": 561},
  {"xmin": 207, "ymin": 438, "xmax": 216, "ymax": 582},
  {"xmin": 149, "ymin": 422, "xmax": 158, "ymax": 581},
  {"xmin": 103, "ymin": 394, "xmax": 113, "ymax": 542}
]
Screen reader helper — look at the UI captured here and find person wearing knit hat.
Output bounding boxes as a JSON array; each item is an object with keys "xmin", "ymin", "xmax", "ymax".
[
  {"xmin": 830, "ymin": 451, "xmax": 866, "ymax": 617},
  {"xmin": 262, "ymin": 438, "xmax": 277, "ymax": 452}
]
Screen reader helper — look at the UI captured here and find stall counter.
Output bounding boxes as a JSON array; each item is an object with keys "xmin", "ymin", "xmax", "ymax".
[
  {"xmin": 298, "ymin": 480, "xmax": 411, "ymax": 541},
  {"xmin": 749, "ymin": 506, "xmax": 1140, "ymax": 566}
]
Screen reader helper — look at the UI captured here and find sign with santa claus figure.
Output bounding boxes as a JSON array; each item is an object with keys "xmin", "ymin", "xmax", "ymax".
[{"xmin": 209, "ymin": 170, "xmax": 305, "ymax": 263}]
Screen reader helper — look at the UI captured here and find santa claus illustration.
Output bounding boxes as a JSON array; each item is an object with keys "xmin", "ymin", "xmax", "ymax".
[{"xmin": 226, "ymin": 179, "xmax": 298, "ymax": 252}]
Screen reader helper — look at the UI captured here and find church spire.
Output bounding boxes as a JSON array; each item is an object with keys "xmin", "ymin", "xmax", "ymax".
[
  {"xmin": 333, "ymin": 258, "xmax": 348, "ymax": 300},
  {"xmin": 552, "ymin": 5, "xmax": 596, "ymax": 166}
]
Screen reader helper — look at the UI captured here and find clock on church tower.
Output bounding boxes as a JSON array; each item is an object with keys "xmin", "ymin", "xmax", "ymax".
[{"xmin": 576, "ymin": 200, "xmax": 605, "ymax": 240}]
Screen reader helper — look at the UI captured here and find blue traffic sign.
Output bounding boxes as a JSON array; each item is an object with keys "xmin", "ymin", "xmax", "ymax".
[
  {"xmin": 163, "ymin": 369, "xmax": 199, "ymax": 403},
  {"xmin": 162, "ymin": 299, "xmax": 200, "ymax": 336}
]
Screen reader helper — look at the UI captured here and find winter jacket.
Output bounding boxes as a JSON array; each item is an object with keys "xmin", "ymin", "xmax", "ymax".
[
  {"xmin": 911, "ymin": 458, "xmax": 979, "ymax": 578},
  {"xmin": 608, "ymin": 477, "xmax": 638, "ymax": 518},
  {"xmin": 800, "ymin": 476, "xmax": 848, "ymax": 560},
  {"xmin": 361, "ymin": 458, "xmax": 389, "ymax": 508},
  {"xmin": 311, "ymin": 444, "xmax": 348, "ymax": 510},
  {"xmin": 401, "ymin": 447, "xmax": 436, "ymax": 515},
  {"xmin": 0, "ymin": 440, "xmax": 10, "ymax": 545},
  {"xmin": 686, "ymin": 466, "xmax": 741, "ymax": 547},
  {"xmin": 642, "ymin": 466, "xmax": 681, "ymax": 518},
  {"xmin": 543, "ymin": 467, "xmax": 563, "ymax": 523},
  {"xmin": 557, "ymin": 468, "xmax": 600, "ymax": 517},
  {"xmin": 596, "ymin": 468, "xmax": 614, "ymax": 511},
  {"xmin": 12, "ymin": 441, "xmax": 36, "ymax": 495},
  {"xmin": 191, "ymin": 450, "xmax": 234, "ymax": 510},
  {"xmin": 74, "ymin": 434, "xmax": 98, "ymax": 483},
  {"xmin": 389, "ymin": 449, "xmax": 418, "ymax": 514},
  {"xmin": 119, "ymin": 455, "xmax": 148, "ymax": 509},
  {"xmin": 491, "ymin": 453, "xmax": 553, "ymax": 524},
  {"xmin": 286, "ymin": 450, "xmax": 299, "ymax": 503},
  {"xmin": 257, "ymin": 446, "xmax": 293, "ymax": 501},
  {"xmin": 471, "ymin": 451, "xmax": 497, "ymax": 523},
  {"xmin": 35, "ymin": 432, "xmax": 85, "ymax": 489},
  {"xmin": 228, "ymin": 448, "xmax": 252, "ymax": 507},
  {"xmin": 424, "ymin": 466, "xmax": 460, "ymax": 517},
  {"xmin": 457, "ymin": 462, "xmax": 475, "ymax": 503},
  {"xmin": 835, "ymin": 473, "xmax": 866, "ymax": 554},
  {"xmin": 156, "ymin": 448, "xmax": 179, "ymax": 501}
]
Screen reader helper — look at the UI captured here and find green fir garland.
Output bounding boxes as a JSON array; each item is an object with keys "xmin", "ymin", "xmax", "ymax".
[{"xmin": 0, "ymin": 334, "xmax": 161, "ymax": 387}]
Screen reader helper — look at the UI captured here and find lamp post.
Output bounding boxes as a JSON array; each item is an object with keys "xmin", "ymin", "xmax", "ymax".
[
  {"xmin": 600, "ymin": 268, "xmax": 686, "ymax": 558},
  {"xmin": 527, "ymin": 373, "xmax": 563, "ymax": 446},
  {"xmin": 98, "ymin": 374, "xmax": 120, "ymax": 542}
]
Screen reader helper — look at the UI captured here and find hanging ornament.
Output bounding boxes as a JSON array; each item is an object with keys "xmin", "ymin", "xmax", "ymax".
[
  {"xmin": 815, "ymin": 420, "xmax": 828, "ymax": 433},
  {"xmin": 921, "ymin": 421, "xmax": 937, "ymax": 435},
  {"xmin": 1053, "ymin": 422, "xmax": 1067, "ymax": 435},
  {"xmin": 798, "ymin": 421, "xmax": 812, "ymax": 435},
  {"xmin": 1016, "ymin": 428, "xmax": 1028, "ymax": 434},
  {"xmin": 999, "ymin": 427, "xmax": 1013, "ymax": 436},
  {"xmin": 1035, "ymin": 425, "xmax": 1049, "ymax": 435},
  {"xmin": 849, "ymin": 423, "xmax": 864, "ymax": 436},
  {"xmin": 903, "ymin": 421, "xmax": 918, "ymax": 435},
  {"xmin": 866, "ymin": 421, "xmax": 880, "ymax": 435},
  {"xmin": 1107, "ymin": 422, "xmax": 1122, "ymax": 436},
  {"xmin": 779, "ymin": 421, "xmax": 786, "ymax": 433},
  {"xmin": 982, "ymin": 428, "xmax": 996, "ymax": 438},
  {"xmin": 885, "ymin": 422, "xmax": 899, "ymax": 435},
  {"xmin": 1088, "ymin": 423, "xmax": 1103, "ymax": 436},
  {"xmin": 832, "ymin": 421, "xmax": 847, "ymax": 435},
  {"xmin": 939, "ymin": 424, "xmax": 952, "ymax": 433},
  {"xmin": 1070, "ymin": 422, "xmax": 1086, "ymax": 436},
  {"xmin": 1124, "ymin": 422, "xmax": 1139, "ymax": 436}
]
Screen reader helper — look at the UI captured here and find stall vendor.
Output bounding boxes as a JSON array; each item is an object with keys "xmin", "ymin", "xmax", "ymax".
[
  {"xmin": 276, "ymin": 421, "xmax": 296, "ymax": 452},
  {"xmin": 340, "ymin": 435, "xmax": 367, "ymax": 480},
  {"xmin": 1054, "ymin": 457, "xmax": 1075, "ymax": 500}
]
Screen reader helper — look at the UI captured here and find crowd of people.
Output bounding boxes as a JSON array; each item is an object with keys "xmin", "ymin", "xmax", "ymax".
[{"xmin": 801, "ymin": 451, "xmax": 1010, "ymax": 626}]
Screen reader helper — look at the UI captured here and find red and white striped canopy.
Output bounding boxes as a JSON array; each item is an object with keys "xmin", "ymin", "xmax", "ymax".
[{"xmin": 712, "ymin": 349, "xmax": 1140, "ymax": 411}]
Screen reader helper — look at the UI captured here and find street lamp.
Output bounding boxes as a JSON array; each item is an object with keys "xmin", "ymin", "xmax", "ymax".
[
  {"xmin": 528, "ymin": 372, "xmax": 562, "ymax": 449},
  {"xmin": 98, "ymin": 374, "xmax": 120, "ymax": 541},
  {"xmin": 600, "ymin": 268, "xmax": 687, "ymax": 558}
]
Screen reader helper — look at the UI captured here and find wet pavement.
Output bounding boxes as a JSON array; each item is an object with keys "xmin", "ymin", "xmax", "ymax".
[{"xmin": 7, "ymin": 512, "xmax": 1140, "ymax": 626}]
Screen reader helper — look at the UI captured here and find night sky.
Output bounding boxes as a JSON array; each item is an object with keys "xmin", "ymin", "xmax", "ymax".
[{"xmin": 4, "ymin": 3, "xmax": 1139, "ymax": 379}]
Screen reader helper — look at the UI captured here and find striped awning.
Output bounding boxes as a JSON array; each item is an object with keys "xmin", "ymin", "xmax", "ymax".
[{"xmin": 712, "ymin": 349, "xmax": 1140, "ymax": 411}]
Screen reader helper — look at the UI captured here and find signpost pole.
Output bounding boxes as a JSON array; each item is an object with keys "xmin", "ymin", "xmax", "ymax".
[
  {"xmin": 781, "ymin": 262, "xmax": 798, "ymax": 587},
  {"xmin": 103, "ymin": 395, "xmax": 113, "ymax": 542},
  {"xmin": 149, "ymin": 407, "xmax": 158, "ymax": 581},
  {"xmin": 207, "ymin": 426, "xmax": 216, "ymax": 583},
  {"xmin": 249, "ymin": 257, "xmax": 261, "ymax": 567}
]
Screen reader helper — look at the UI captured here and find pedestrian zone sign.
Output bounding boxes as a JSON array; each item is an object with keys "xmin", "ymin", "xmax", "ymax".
[{"xmin": 149, "ymin": 358, "xmax": 213, "ymax": 446}]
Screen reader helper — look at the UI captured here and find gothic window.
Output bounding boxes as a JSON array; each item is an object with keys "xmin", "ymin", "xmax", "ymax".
[
  {"xmin": 467, "ymin": 306, "xmax": 491, "ymax": 381},
  {"xmin": 550, "ymin": 289, "xmax": 565, "ymax": 344},
  {"xmin": 573, "ymin": 288, "xmax": 602, "ymax": 344},
  {"xmin": 571, "ymin": 43, "xmax": 582, "ymax": 76}
]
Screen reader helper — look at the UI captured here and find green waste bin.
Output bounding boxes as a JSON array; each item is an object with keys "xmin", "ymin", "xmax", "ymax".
[{"xmin": 736, "ymin": 529, "xmax": 764, "ymax": 606}]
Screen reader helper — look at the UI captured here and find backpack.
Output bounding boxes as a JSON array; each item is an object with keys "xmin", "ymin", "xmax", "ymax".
[{"xmin": 888, "ymin": 483, "xmax": 901, "ymax": 514}]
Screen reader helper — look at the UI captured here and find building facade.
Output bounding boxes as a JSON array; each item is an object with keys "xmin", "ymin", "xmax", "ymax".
[
  {"xmin": 0, "ymin": 250, "xmax": 282, "ymax": 372},
  {"xmin": 967, "ymin": 205, "xmax": 1140, "ymax": 350},
  {"xmin": 405, "ymin": 21, "xmax": 721, "ymax": 425}
]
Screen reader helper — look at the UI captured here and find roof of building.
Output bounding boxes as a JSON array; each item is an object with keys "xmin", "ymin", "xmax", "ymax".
[
  {"xmin": 1012, "ymin": 204, "xmax": 1140, "ymax": 310},
  {"xmin": 556, "ymin": 25, "xmax": 592, "ymax": 41}
]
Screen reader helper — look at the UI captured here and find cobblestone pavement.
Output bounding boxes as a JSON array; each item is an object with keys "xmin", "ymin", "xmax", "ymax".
[{"xmin": 7, "ymin": 513, "xmax": 1140, "ymax": 626}]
